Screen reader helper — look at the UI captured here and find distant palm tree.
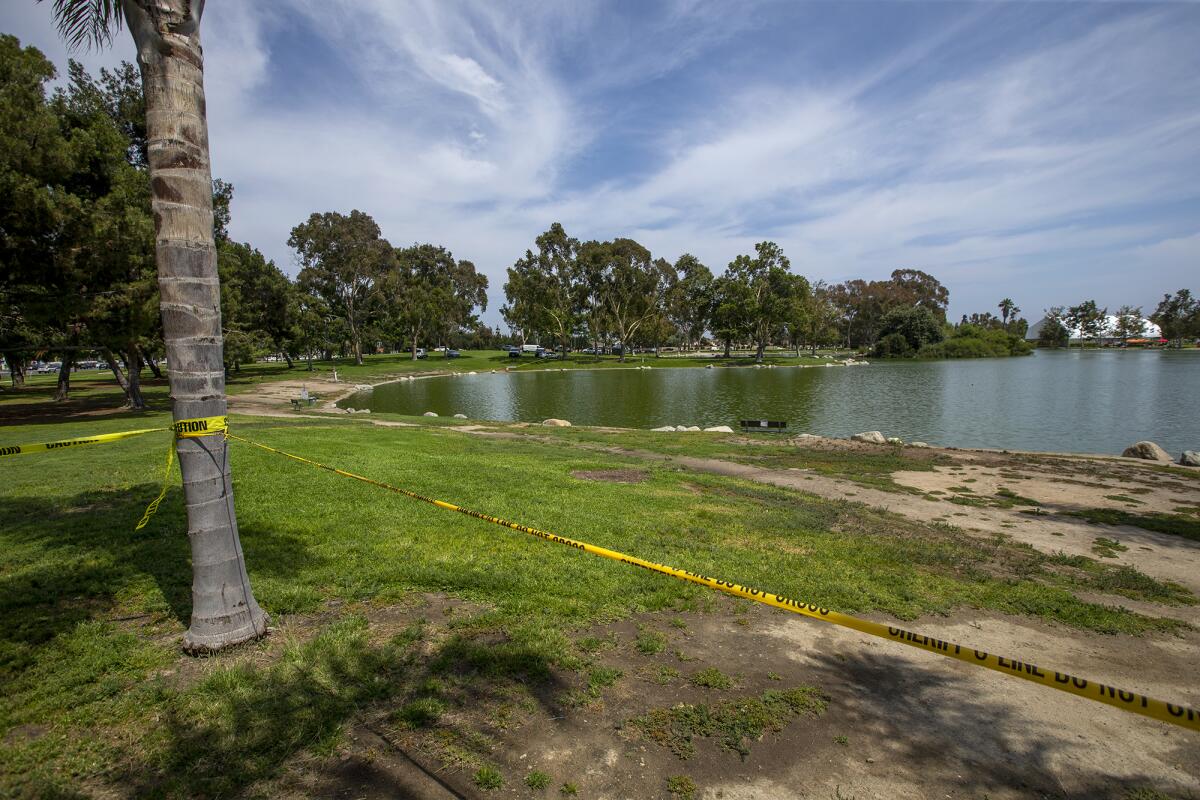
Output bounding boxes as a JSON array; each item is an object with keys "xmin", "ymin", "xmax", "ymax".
[
  {"xmin": 997, "ymin": 298, "xmax": 1019, "ymax": 329},
  {"xmin": 46, "ymin": 0, "xmax": 267, "ymax": 653}
]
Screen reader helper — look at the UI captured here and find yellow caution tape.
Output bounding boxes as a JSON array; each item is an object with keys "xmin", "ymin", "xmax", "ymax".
[
  {"xmin": 0, "ymin": 416, "xmax": 226, "ymax": 460},
  {"xmin": 227, "ymin": 431, "xmax": 1200, "ymax": 733},
  {"xmin": 0, "ymin": 426, "xmax": 165, "ymax": 458},
  {"xmin": 135, "ymin": 416, "xmax": 228, "ymax": 530}
]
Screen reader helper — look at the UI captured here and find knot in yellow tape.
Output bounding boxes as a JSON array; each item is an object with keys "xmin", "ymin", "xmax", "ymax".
[{"xmin": 136, "ymin": 416, "xmax": 229, "ymax": 531}]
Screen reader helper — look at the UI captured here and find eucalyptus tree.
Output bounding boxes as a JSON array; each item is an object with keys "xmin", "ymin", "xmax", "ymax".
[
  {"xmin": 709, "ymin": 274, "xmax": 753, "ymax": 358},
  {"xmin": 726, "ymin": 241, "xmax": 803, "ymax": 362},
  {"xmin": 290, "ymin": 210, "xmax": 390, "ymax": 366},
  {"xmin": 580, "ymin": 238, "xmax": 672, "ymax": 362},
  {"xmin": 798, "ymin": 281, "xmax": 839, "ymax": 354},
  {"xmin": 45, "ymin": 0, "xmax": 267, "ymax": 652},
  {"xmin": 386, "ymin": 243, "xmax": 486, "ymax": 357},
  {"xmin": 668, "ymin": 253, "xmax": 713, "ymax": 351},
  {"xmin": 502, "ymin": 223, "xmax": 579, "ymax": 355}
]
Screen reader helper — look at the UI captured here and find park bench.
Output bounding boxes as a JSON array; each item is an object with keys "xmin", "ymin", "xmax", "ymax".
[
  {"xmin": 290, "ymin": 395, "xmax": 318, "ymax": 410},
  {"xmin": 739, "ymin": 419, "xmax": 787, "ymax": 433}
]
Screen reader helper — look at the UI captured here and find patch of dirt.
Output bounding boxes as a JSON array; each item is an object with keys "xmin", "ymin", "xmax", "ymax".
[
  {"xmin": 571, "ymin": 469, "xmax": 651, "ymax": 484},
  {"xmin": 277, "ymin": 600, "xmax": 1200, "ymax": 799}
]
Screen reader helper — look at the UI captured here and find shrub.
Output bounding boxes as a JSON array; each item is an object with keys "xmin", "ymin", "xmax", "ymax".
[
  {"xmin": 874, "ymin": 306, "xmax": 944, "ymax": 357},
  {"xmin": 918, "ymin": 325, "xmax": 1031, "ymax": 359}
]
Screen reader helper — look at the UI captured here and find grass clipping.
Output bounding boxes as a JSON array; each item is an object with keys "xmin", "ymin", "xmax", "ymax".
[{"xmin": 631, "ymin": 687, "xmax": 826, "ymax": 760}]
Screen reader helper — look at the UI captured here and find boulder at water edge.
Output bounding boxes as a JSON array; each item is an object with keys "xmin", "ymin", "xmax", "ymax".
[
  {"xmin": 683, "ymin": 426, "xmax": 702, "ymax": 432},
  {"xmin": 704, "ymin": 425, "xmax": 734, "ymax": 433},
  {"xmin": 886, "ymin": 437, "xmax": 903, "ymax": 445},
  {"xmin": 652, "ymin": 426, "xmax": 677, "ymax": 432},
  {"xmin": 453, "ymin": 413, "xmax": 468, "ymax": 419},
  {"xmin": 909, "ymin": 442, "xmax": 930, "ymax": 448},
  {"xmin": 423, "ymin": 411, "xmax": 438, "ymax": 417},
  {"xmin": 1122, "ymin": 441, "xmax": 1171, "ymax": 461},
  {"xmin": 1181, "ymin": 451, "xmax": 1200, "ymax": 467},
  {"xmin": 852, "ymin": 431, "xmax": 888, "ymax": 445},
  {"xmin": 543, "ymin": 418, "xmax": 572, "ymax": 427}
]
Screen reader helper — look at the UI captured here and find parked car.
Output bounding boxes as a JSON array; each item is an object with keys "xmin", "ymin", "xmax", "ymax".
[
  {"xmin": 415, "ymin": 348, "xmax": 427, "ymax": 359},
  {"xmin": 445, "ymin": 349, "xmax": 461, "ymax": 358},
  {"xmin": 508, "ymin": 348, "xmax": 521, "ymax": 358}
]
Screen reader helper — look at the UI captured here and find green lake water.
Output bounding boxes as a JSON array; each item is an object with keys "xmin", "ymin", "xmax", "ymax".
[{"xmin": 343, "ymin": 350, "xmax": 1200, "ymax": 456}]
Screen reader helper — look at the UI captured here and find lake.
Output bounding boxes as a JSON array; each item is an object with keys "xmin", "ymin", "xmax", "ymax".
[{"xmin": 342, "ymin": 350, "xmax": 1200, "ymax": 456}]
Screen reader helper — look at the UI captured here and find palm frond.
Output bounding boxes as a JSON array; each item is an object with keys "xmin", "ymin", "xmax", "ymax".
[{"xmin": 42, "ymin": 0, "xmax": 125, "ymax": 52}]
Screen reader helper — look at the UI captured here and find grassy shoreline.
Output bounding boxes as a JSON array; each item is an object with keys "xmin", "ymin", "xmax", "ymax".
[{"xmin": 1, "ymin": 407, "xmax": 1195, "ymax": 795}]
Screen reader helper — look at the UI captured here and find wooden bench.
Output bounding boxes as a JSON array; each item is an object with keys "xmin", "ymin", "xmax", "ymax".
[{"xmin": 739, "ymin": 419, "xmax": 787, "ymax": 433}]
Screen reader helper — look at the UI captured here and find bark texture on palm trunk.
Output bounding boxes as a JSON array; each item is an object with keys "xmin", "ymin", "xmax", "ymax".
[{"xmin": 125, "ymin": 0, "xmax": 266, "ymax": 653}]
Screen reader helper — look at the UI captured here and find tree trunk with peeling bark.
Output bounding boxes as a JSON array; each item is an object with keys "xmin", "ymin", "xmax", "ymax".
[
  {"xmin": 124, "ymin": 0, "xmax": 266, "ymax": 653},
  {"xmin": 54, "ymin": 351, "xmax": 74, "ymax": 401}
]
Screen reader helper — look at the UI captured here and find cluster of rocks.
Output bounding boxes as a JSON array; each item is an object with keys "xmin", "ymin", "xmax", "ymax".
[
  {"xmin": 1122, "ymin": 441, "xmax": 1199, "ymax": 467},
  {"xmin": 650, "ymin": 424, "xmax": 735, "ymax": 433},
  {"xmin": 850, "ymin": 430, "xmax": 913, "ymax": 446},
  {"xmin": 342, "ymin": 407, "xmax": 370, "ymax": 414},
  {"xmin": 542, "ymin": 418, "xmax": 572, "ymax": 427},
  {"xmin": 840, "ymin": 431, "xmax": 931, "ymax": 450}
]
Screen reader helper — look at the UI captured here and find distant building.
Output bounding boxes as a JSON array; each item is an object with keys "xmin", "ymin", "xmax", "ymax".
[{"xmin": 1025, "ymin": 315, "xmax": 1162, "ymax": 344}]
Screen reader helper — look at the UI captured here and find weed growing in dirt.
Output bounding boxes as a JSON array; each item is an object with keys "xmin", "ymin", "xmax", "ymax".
[
  {"xmin": 632, "ymin": 686, "xmax": 826, "ymax": 760},
  {"xmin": 651, "ymin": 666, "xmax": 681, "ymax": 685},
  {"xmin": 667, "ymin": 774, "xmax": 698, "ymax": 799},
  {"xmin": 636, "ymin": 628, "xmax": 667, "ymax": 655},
  {"xmin": 474, "ymin": 765, "xmax": 503, "ymax": 790},
  {"xmin": 560, "ymin": 782, "xmax": 579, "ymax": 795},
  {"xmin": 834, "ymin": 734, "xmax": 849, "ymax": 745},
  {"xmin": 561, "ymin": 665, "xmax": 624, "ymax": 708},
  {"xmin": 1092, "ymin": 538, "xmax": 1129, "ymax": 559},
  {"xmin": 396, "ymin": 697, "xmax": 446, "ymax": 728},
  {"xmin": 525, "ymin": 770, "xmax": 551, "ymax": 790},
  {"xmin": 690, "ymin": 667, "xmax": 734, "ymax": 689}
]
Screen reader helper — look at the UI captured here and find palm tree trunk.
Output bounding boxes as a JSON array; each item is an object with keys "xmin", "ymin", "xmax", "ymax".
[{"xmin": 125, "ymin": 0, "xmax": 266, "ymax": 653}]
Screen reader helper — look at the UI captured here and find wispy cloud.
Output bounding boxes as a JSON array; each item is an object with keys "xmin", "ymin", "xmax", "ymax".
[{"xmin": 3, "ymin": 1, "xmax": 1197, "ymax": 322}]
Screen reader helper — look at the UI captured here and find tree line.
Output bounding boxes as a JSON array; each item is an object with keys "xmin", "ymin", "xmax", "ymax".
[
  {"xmin": 500, "ymin": 223, "xmax": 1032, "ymax": 361},
  {"xmin": 1036, "ymin": 291, "xmax": 1199, "ymax": 349}
]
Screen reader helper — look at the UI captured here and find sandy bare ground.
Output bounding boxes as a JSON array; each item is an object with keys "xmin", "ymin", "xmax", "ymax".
[{"xmin": 226, "ymin": 383, "xmax": 1200, "ymax": 799}]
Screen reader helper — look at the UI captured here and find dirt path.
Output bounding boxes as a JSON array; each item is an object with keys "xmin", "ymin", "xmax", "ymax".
[{"xmin": 650, "ymin": 450, "xmax": 1200, "ymax": 599}]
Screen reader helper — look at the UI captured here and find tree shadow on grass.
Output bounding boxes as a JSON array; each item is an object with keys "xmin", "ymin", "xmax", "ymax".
[
  {"xmin": 113, "ymin": 618, "xmax": 567, "ymax": 799},
  {"xmin": 0, "ymin": 379, "xmax": 171, "ymax": 426},
  {"xmin": 0, "ymin": 485, "xmax": 326, "ymax": 666},
  {"xmin": 802, "ymin": 643, "xmax": 1193, "ymax": 799}
]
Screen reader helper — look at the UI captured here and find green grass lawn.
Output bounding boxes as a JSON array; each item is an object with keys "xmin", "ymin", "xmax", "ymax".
[{"xmin": 0, "ymin": 413, "xmax": 1192, "ymax": 797}]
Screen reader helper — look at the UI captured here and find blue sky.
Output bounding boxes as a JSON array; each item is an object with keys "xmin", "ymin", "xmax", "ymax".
[{"xmin": 5, "ymin": 1, "xmax": 1199, "ymax": 326}]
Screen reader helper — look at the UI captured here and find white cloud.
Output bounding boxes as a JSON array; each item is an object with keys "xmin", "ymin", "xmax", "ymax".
[{"xmin": 3, "ymin": 2, "xmax": 1197, "ymax": 323}]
